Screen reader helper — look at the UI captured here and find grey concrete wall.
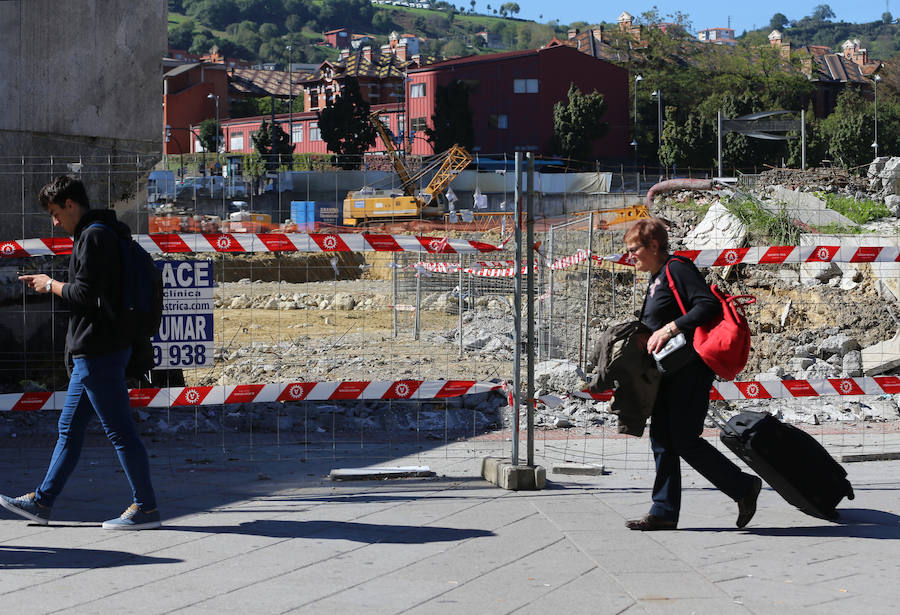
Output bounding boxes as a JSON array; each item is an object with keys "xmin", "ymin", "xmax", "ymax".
[{"xmin": 0, "ymin": 0, "xmax": 167, "ymax": 240}]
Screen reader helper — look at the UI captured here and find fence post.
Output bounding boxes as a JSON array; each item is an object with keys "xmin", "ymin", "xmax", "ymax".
[
  {"xmin": 458, "ymin": 253, "xmax": 463, "ymax": 358},
  {"xmin": 582, "ymin": 212, "xmax": 594, "ymax": 370},
  {"xmin": 547, "ymin": 227, "xmax": 555, "ymax": 361},
  {"xmin": 512, "ymin": 152, "xmax": 523, "ymax": 466},
  {"xmin": 392, "ymin": 252, "xmax": 398, "ymax": 338},
  {"xmin": 414, "ymin": 252, "xmax": 421, "ymax": 341},
  {"xmin": 526, "ymin": 153, "xmax": 535, "ymax": 467}
]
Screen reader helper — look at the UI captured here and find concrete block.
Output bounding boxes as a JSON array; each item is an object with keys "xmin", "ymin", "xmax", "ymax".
[
  {"xmin": 862, "ymin": 332, "xmax": 900, "ymax": 376},
  {"xmin": 769, "ymin": 187, "xmax": 855, "ymax": 227},
  {"xmin": 481, "ymin": 456, "xmax": 546, "ymax": 490},
  {"xmin": 329, "ymin": 466, "xmax": 435, "ymax": 481},
  {"xmin": 551, "ymin": 463, "xmax": 605, "ymax": 476}
]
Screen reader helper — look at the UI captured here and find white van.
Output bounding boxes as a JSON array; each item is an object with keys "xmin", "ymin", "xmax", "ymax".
[{"xmin": 147, "ymin": 170, "xmax": 176, "ymax": 202}]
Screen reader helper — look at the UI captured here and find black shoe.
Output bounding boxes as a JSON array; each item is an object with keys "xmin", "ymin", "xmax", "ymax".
[
  {"xmin": 625, "ymin": 514, "xmax": 677, "ymax": 531},
  {"xmin": 736, "ymin": 476, "xmax": 763, "ymax": 528}
]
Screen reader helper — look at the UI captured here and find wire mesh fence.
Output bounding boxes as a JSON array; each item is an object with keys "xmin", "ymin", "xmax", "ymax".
[{"xmin": 2, "ymin": 155, "xmax": 900, "ymax": 472}]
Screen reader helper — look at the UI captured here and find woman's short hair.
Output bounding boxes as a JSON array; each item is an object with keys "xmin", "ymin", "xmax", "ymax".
[{"xmin": 624, "ymin": 218, "xmax": 669, "ymax": 253}]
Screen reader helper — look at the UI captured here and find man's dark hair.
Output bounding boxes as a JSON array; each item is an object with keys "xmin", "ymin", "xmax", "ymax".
[{"xmin": 39, "ymin": 175, "xmax": 90, "ymax": 211}]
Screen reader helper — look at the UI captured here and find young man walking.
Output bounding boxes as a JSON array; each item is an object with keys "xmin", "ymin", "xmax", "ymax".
[{"xmin": 1, "ymin": 176, "xmax": 160, "ymax": 530}]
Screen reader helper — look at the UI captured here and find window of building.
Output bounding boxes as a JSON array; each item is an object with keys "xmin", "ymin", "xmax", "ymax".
[
  {"xmin": 513, "ymin": 78, "xmax": 539, "ymax": 94},
  {"xmin": 309, "ymin": 122, "xmax": 320, "ymax": 141},
  {"xmin": 230, "ymin": 132, "xmax": 244, "ymax": 151},
  {"xmin": 310, "ymin": 91, "xmax": 319, "ymax": 108},
  {"xmin": 410, "ymin": 82, "xmax": 426, "ymax": 98},
  {"xmin": 489, "ymin": 114, "xmax": 508, "ymax": 129},
  {"xmin": 292, "ymin": 125, "xmax": 303, "ymax": 143},
  {"xmin": 410, "ymin": 117, "xmax": 427, "ymax": 132}
]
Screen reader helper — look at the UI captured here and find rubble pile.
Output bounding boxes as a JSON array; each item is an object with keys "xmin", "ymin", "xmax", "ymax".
[{"xmin": 756, "ymin": 166, "xmax": 870, "ymax": 195}]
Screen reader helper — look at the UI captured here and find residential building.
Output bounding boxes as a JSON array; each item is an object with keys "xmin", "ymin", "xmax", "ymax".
[
  {"xmin": 323, "ymin": 28, "xmax": 352, "ymax": 49},
  {"xmin": 768, "ymin": 30, "xmax": 882, "ymax": 117},
  {"xmin": 697, "ymin": 27, "xmax": 736, "ymax": 45},
  {"xmin": 547, "ymin": 27, "xmax": 627, "ymax": 63}
]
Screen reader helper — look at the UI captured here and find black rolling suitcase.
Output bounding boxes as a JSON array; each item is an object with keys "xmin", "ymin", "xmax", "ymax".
[{"xmin": 715, "ymin": 410, "xmax": 854, "ymax": 520}]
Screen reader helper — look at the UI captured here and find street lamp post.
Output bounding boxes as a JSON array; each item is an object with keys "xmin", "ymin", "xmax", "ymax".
[
  {"xmin": 207, "ymin": 93, "xmax": 219, "ymax": 170},
  {"xmin": 873, "ymin": 74, "xmax": 881, "ymax": 158},
  {"xmin": 651, "ymin": 89, "xmax": 662, "ymax": 176},
  {"xmin": 632, "ymin": 74, "xmax": 642, "ymax": 192},
  {"xmin": 286, "ymin": 44, "xmax": 294, "ymax": 167}
]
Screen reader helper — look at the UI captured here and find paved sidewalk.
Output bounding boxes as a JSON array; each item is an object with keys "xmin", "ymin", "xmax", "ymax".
[{"xmin": 1, "ymin": 436, "xmax": 899, "ymax": 614}]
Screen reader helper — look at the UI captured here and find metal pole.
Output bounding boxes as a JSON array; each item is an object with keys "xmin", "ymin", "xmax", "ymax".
[
  {"xmin": 458, "ymin": 253, "xmax": 463, "ymax": 359},
  {"xmin": 547, "ymin": 227, "xmax": 554, "ymax": 360},
  {"xmin": 874, "ymin": 77, "xmax": 879, "ymax": 158},
  {"xmin": 801, "ymin": 109, "xmax": 807, "ymax": 171},
  {"xmin": 582, "ymin": 212, "xmax": 594, "ymax": 369},
  {"xmin": 392, "ymin": 252, "xmax": 398, "ymax": 338},
  {"xmin": 287, "ymin": 45, "xmax": 293, "ymax": 167},
  {"xmin": 512, "ymin": 152, "xmax": 522, "ymax": 466},
  {"xmin": 717, "ymin": 109, "xmax": 723, "ymax": 178},
  {"xmin": 414, "ymin": 255, "xmax": 421, "ymax": 341},
  {"xmin": 526, "ymin": 153, "xmax": 535, "ymax": 467}
]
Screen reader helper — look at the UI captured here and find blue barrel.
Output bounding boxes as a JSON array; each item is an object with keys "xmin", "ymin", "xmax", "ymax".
[{"xmin": 290, "ymin": 201, "xmax": 309, "ymax": 231}]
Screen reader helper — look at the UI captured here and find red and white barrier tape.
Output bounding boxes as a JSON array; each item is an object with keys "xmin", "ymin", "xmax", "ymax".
[
  {"xmin": 0, "ymin": 232, "xmax": 501, "ymax": 258},
  {"xmin": 6, "ymin": 376, "xmax": 898, "ymax": 411},
  {"xmin": 414, "ymin": 261, "xmax": 538, "ymax": 278},
  {"xmin": 549, "ymin": 249, "xmax": 592, "ymax": 270},
  {"xmin": 1, "ymin": 380, "xmax": 504, "ymax": 412},
  {"xmin": 574, "ymin": 376, "xmax": 900, "ymax": 403},
  {"xmin": 417, "ymin": 242, "xmax": 900, "ymax": 278}
]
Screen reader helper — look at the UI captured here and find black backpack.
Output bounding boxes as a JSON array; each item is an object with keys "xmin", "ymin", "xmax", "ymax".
[{"xmin": 89, "ymin": 222, "xmax": 164, "ymax": 340}]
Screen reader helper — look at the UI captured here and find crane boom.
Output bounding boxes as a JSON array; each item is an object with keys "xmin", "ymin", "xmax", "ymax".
[
  {"xmin": 369, "ymin": 111, "xmax": 416, "ymax": 197},
  {"xmin": 420, "ymin": 145, "xmax": 472, "ymax": 204}
]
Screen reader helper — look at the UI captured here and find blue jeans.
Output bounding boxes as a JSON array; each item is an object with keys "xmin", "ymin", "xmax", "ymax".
[
  {"xmin": 648, "ymin": 357, "xmax": 752, "ymax": 522},
  {"xmin": 35, "ymin": 347, "xmax": 157, "ymax": 511}
]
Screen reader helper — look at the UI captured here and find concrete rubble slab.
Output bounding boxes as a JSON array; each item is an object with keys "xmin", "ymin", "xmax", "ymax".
[
  {"xmin": 862, "ymin": 331, "xmax": 900, "ymax": 376},
  {"xmin": 768, "ymin": 186, "xmax": 856, "ymax": 227},
  {"xmin": 329, "ymin": 466, "xmax": 436, "ymax": 480}
]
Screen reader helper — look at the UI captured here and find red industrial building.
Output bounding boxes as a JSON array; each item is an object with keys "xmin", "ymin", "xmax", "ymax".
[{"xmin": 406, "ymin": 44, "xmax": 629, "ymax": 158}]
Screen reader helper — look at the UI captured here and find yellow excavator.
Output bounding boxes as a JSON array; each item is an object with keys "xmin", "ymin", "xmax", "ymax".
[{"xmin": 342, "ymin": 112, "xmax": 472, "ymax": 225}]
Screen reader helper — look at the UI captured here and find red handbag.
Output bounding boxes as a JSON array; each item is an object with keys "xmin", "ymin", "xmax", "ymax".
[{"xmin": 665, "ymin": 260, "xmax": 756, "ymax": 381}]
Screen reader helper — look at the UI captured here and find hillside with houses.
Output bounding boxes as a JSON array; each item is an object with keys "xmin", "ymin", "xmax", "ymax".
[{"xmin": 163, "ymin": 2, "xmax": 896, "ymax": 175}]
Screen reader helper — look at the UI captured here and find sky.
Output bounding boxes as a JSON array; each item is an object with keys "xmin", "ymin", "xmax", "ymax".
[{"xmin": 500, "ymin": 1, "xmax": 890, "ymax": 35}]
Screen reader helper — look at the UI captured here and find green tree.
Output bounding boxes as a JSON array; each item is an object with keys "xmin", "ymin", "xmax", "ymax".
[
  {"xmin": 316, "ymin": 77, "xmax": 376, "ymax": 170},
  {"xmin": 187, "ymin": 0, "xmax": 241, "ymax": 30},
  {"xmin": 426, "ymin": 80, "xmax": 474, "ymax": 152},
  {"xmin": 500, "ymin": 2, "xmax": 519, "ymax": 17},
  {"xmin": 821, "ymin": 90, "xmax": 873, "ymax": 167},
  {"xmin": 168, "ymin": 19, "xmax": 196, "ymax": 49},
  {"xmin": 198, "ymin": 118, "xmax": 221, "ymax": 153},
  {"xmin": 251, "ymin": 119, "xmax": 292, "ymax": 171},
  {"xmin": 659, "ymin": 107, "xmax": 715, "ymax": 169},
  {"xmin": 258, "ymin": 22, "xmax": 280, "ymax": 40},
  {"xmin": 441, "ymin": 39, "xmax": 467, "ymax": 57},
  {"xmin": 769, "ymin": 13, "xmax": 789, "ymax": 30},
  {"xmin": 811, "ymin": 4, "xmax": 835, "ymax": 22},
  {"xmin": 551, "ymin": 84, "xmax": 609, "ymax": 161},
  {"xmin": 883, "ymin": 12, "xmax": 894, "ymax": 24},
  {"xmin": 787, "ymin": 105, "xmax": 828, "ymax": 168},
  {"xmin": 372, "ymin": 11, "xmax": 396, "ymax": 32}
]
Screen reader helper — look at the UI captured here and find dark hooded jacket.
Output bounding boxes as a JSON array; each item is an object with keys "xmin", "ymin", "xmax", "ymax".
[{"xmin": 61, "ymin": 208, "xmax": 132, "ymax": 359}]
